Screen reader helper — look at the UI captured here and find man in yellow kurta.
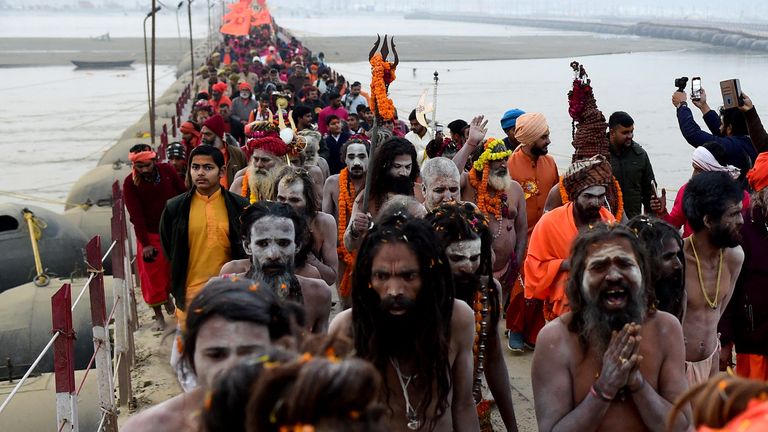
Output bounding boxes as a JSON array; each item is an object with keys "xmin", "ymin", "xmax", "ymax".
[
  {"xmin": 524, "ymin": 155, "xmax": 616, "ymax": 321},
  {"xmin": 505, "ymin": 112, "xmax": 559, "ymax": 352},
  {"xmin": 161, "ymin": 145, "xmax": 250, "ymax": 320}
]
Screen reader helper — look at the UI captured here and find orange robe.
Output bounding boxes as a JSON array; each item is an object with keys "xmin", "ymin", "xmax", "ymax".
[
  {"xmin": 524, "ymin": 202, "xmax": 615, "ymax": 320},
  {"xmin": 736, "ymin": 353, "xmax": 768, "ymax": 381},
  {"xmin": 507, "ymin": 149, "xmax": 559, "ymax": 239}
]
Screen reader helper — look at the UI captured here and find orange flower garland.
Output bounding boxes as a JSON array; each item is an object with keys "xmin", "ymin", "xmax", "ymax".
[
  {"xmin": 241, "ymin": 172, "xmax": 258, "ymax": 204},
  {"xmin": 469, "ymin": 163, "xmax": 502, "ymax": 221},
  {"xmin": 558, "ymin": 175, "xmax": 624, "ymax": 221},
  {"xmin": 369, "ymin": 53, "xmax": 396, "ymax": 121},
  {"xmin": 337, "ymin": 168, "xmax": 356, "ymax": 297}
]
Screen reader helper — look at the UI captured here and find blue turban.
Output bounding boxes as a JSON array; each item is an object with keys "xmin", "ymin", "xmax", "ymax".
[{"xmin": 500, "ymin": 109, "xmax": 526, "ymax": 131}]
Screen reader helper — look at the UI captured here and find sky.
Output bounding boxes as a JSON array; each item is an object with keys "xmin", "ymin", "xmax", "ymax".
[{"xmin": 2, "ymin": 0, "xmax": 767, "ymax": 23}]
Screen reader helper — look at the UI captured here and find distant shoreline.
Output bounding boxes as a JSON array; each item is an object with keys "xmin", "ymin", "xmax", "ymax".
[
  {"xmin": 293, "ymin": 34, "xmax": 708, "ymax": 64},
  {"xmin": 0, "ymin": 37, "xmax": 201, "ymax": 67}
]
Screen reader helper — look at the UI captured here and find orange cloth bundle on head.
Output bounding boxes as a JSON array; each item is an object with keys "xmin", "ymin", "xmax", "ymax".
[
  {"xmin": 747, "ymin": 152, "xmax": 768, "ymax": 192},
  {"xmin": 514, "ymin": 112, "xmax": 549, "ymax": 146}
]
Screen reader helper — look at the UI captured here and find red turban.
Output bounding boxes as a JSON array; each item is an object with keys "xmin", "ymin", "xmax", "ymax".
[
  {"xmin": 212, "ymin": 82, "xmax": 228, "ymax": 93},
  {"xmin": 747, "ymin": 152, "xmax": 768, "ymax": 192},
  {"xmin": 238, "ymin": 82, "xmax": 252, "ymax": 91},
  {"xmin": 202, "ymin": 114, "xmax": 226, "ymax": 140},
  {"xmin": 246, "ymin": 136, "xmax": 288, "ymax": 159}
]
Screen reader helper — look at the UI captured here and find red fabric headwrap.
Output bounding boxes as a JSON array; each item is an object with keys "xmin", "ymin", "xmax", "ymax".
[
  {"xmin": 246, "ymin": 136, "xmax": 288, "ymax": 159},
  {"xmin": 129, "ymin": 150, "xmax": 157, "ymax": 163}
]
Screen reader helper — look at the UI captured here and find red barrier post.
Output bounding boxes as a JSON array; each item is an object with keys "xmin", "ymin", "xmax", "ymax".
[
  {"xmin": 86, "ymin": 236, "xmax": 117, "ymax": 432},
  {"xmin": 160, "ymin": 124, "xmax": 169, "ymax": 147},
  {"xmin": 52, "ymin": 283, "xmax": 79, "ymax": 431},
  {"xmin": 172, "ymin": 116, "xmax": 177, "ymax": 138},
  {"xmin": 110, "ymin": 182, "xmax": 133, "ymax": 407}
]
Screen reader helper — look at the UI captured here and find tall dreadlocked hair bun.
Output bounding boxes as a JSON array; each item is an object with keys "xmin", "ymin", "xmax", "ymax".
[
  {"xmin": 567, "ymin": 61, "xmax": 610, "ymax": 163},
  {"xmin": 351, "ymin": 214, "xmax": 454, "ymax": 431}
]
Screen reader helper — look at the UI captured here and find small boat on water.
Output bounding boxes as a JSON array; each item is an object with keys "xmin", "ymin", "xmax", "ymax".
[{"xmin": 71, "ymin": 60, "xmax": 134, "ymax": 69}]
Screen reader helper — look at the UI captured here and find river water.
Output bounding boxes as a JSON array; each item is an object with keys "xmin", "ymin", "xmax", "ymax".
[{"xmin": 2, "ymin": 12, "xmax": 767, "ymax": 212}]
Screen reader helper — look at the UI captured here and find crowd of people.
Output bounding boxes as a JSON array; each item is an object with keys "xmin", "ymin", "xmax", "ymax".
[{"xmin": 119, "ymin": 18, "xmax": 768, "ymax": 432}]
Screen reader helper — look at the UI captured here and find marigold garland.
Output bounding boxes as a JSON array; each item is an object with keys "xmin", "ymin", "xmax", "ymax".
[
  {"xmin": 558, "ymin": 175, "xmax": 624, "ymax": 221},
  {"xmin": 337, "ymin": 168, "xmax": 356, "ymax": 297},
  {"xmin": 369, "ymin": 54, "xmax": 396, "ymax": 121},
  {"xmin": 469, "ymin": 138, "xmax": 511, "ymax": 221},
  {"xmin": 241, "ymin": 172, "xmax": 258, "ymax": 204}
]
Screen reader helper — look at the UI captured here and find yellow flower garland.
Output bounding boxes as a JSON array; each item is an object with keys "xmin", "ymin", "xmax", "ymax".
[{"xmin": 472, "ymin": 138, "xmax": 512, "ymax": 172}]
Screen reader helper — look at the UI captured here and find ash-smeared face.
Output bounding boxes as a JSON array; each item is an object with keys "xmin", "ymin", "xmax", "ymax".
[
  {"xmin": 244, "ymin": 216, "xmax": 297, "ymax": 276},
  {"xmin": 445, "ymin": 238, "xmax": 482, "ymax": 276},
  {"xmin": 345, "ymin": 143, "xmax": 369, "ymax": 179}
]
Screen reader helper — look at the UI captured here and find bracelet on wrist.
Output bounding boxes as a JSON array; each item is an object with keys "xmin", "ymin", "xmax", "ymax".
[{"xmin": 590, "ymin": 383, "xmax": 614, "ymax": 402}]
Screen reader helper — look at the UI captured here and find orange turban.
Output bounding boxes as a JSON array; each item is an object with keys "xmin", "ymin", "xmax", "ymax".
[
  {"xmin": 514, "ymin": 112, "xmax": 549, "ymax": 146},
  {"xmin": 747, "ymin": 152, "xmax": 768, "ymax": 192}
]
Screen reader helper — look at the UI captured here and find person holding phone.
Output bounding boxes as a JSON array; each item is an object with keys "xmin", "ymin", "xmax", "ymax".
[
  {"xmin": 672, "ymin": 83, "xmax": 756, "ymax": 177},
  {"xmin": 737, "ymin": 90, "xmax": 768, "ymax": 154}
]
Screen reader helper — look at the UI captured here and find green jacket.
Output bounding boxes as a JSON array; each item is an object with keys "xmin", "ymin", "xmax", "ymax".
[
  {"xmin": 159, "ymin": 186, "xmax": 249, "ymax": 310},
  {"xmin": 609, "ymin": 141, "xmax": 656, "ymax": 219}
]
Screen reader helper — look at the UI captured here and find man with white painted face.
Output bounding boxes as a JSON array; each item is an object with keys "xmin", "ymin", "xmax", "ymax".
[
  {"xmin": 345, "ymin": 137, "xmax": 419, "ymax": 252},
  {"xmin": 221, "ymin": 201, "xmax": 330, "ymax": 333},
  {"xmin": 323, "ymin": 138, "xmax": 370, "ymax": 307},
  {"xmin": 122, "ymin": 277, "xmax": 303, "ymax": 432},
  {"xmin": 330, "ymin": 215, "xmax": 480, "ymax": 432},
  {"xmin": 532, "ymin": 223, "xmax": 691, "ymax": 432},
  {"xmin": 524, "ymin": 155, "xmax": 617, "ymax": 322},
  {"xmin": 680, "ymin": 172, "xmax": 744, "ymax": 386},
  {"xmin": 421, "ymin": 157, "xmax": 462, "ymax": 212},
  {"xmin": 425, "ymin": 202, "xmax": 519, "ymax": 431},
  {"xmin": 274, "ymin": 167, "xmax": 338, "ymax": 287}
]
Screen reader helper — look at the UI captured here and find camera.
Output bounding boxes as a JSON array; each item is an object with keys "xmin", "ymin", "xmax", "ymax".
[{"xmin": 674, "ymin": 77, "xmax": 689, "ymax": 92}]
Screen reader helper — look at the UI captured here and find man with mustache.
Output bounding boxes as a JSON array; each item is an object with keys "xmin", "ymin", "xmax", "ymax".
[
  {"xmin": 124, "ymin": 144, "xmax": 186, "ymax": 330},
  {"xmin": 221, "ymin": 201, "xmax": 330, "ymax": 333},
  {"xmin": 532, "ymin": 223, "xmax": 691, "ymax": 432},
  {"xmin": 451, "ymin": 116, "xmax": 527, "ymax": 320},
  {"xmin": 421, "ymin": 157, "xmax": 462, "ymax": 212},
  {"xmin": 229, "ymin": 135, "xmax": 288, "ymax": 203},
  {"xmin": 525, "ymin": 155, "xmax": 616, "ymax": 321},
  {"xmin": 330, "ymin": 215, "xmax": 480, "ymax": 431},
  {"xmin": 322, "ymin": 138, "xmax": 369, "ymax": 307},
  {"xmin": 344, "ymin": 137, "xmax": 421, "ymax": 252},
  {"xmin": 504, "ymin": 112, "xmax": 558, "ymax": 353},
  {"xmin": 680, "ymin": 171, "xmax": 745, "ymax": 386},
  {"xmin": 627, "ymin": 216, "xmax": 685, "ymax": 323},
  {"xmin": 426, "ymin": 202, "xmax": 518, "ymax": 431},
  {"xmin": 274, "ymin": 167, "xmax": 338, "ymax": 287}
]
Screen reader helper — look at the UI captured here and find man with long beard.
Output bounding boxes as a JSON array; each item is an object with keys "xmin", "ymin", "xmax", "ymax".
[
  {"xmin": 344, "ymin": 137, "xmax": 421, "ymax": 251},
  {"xmin": 532, "ymin": 223, "xmax": 691, "ymax": 432},
  {"xmin": 229, "ymin": 135, "xmax": 287, "ymax": 203},
  {"xmin": 425, "ymin": 203, "xmax": 518, "ymax": 432},
  {"xmin": 680, "ymin": 171, "xmax": 744, "ymax": 386},
  {"xmin": 525, "ymin": 155, "xmax": 616, "ymax": 321},
  {"xmin": 274, "ymin": 167, "xmax": 338, "ymax": 286},
  {"xmin": 322, "ymin": 138, "xmax": 369, "ymax": 307},
  {"xmin": 330, "ymin": 215, "xmax": 480, "ymax": 431},
  {"xmin": 627, "ymin": 216, "xmax": 685, "ymax": 322},
  {"xmin": 220, "ymin": 201, "xmax": 330, "ymax": 333},
  {"xmin": 452, "ymin": 118, "xmax": 527, "ymax": 311}
]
